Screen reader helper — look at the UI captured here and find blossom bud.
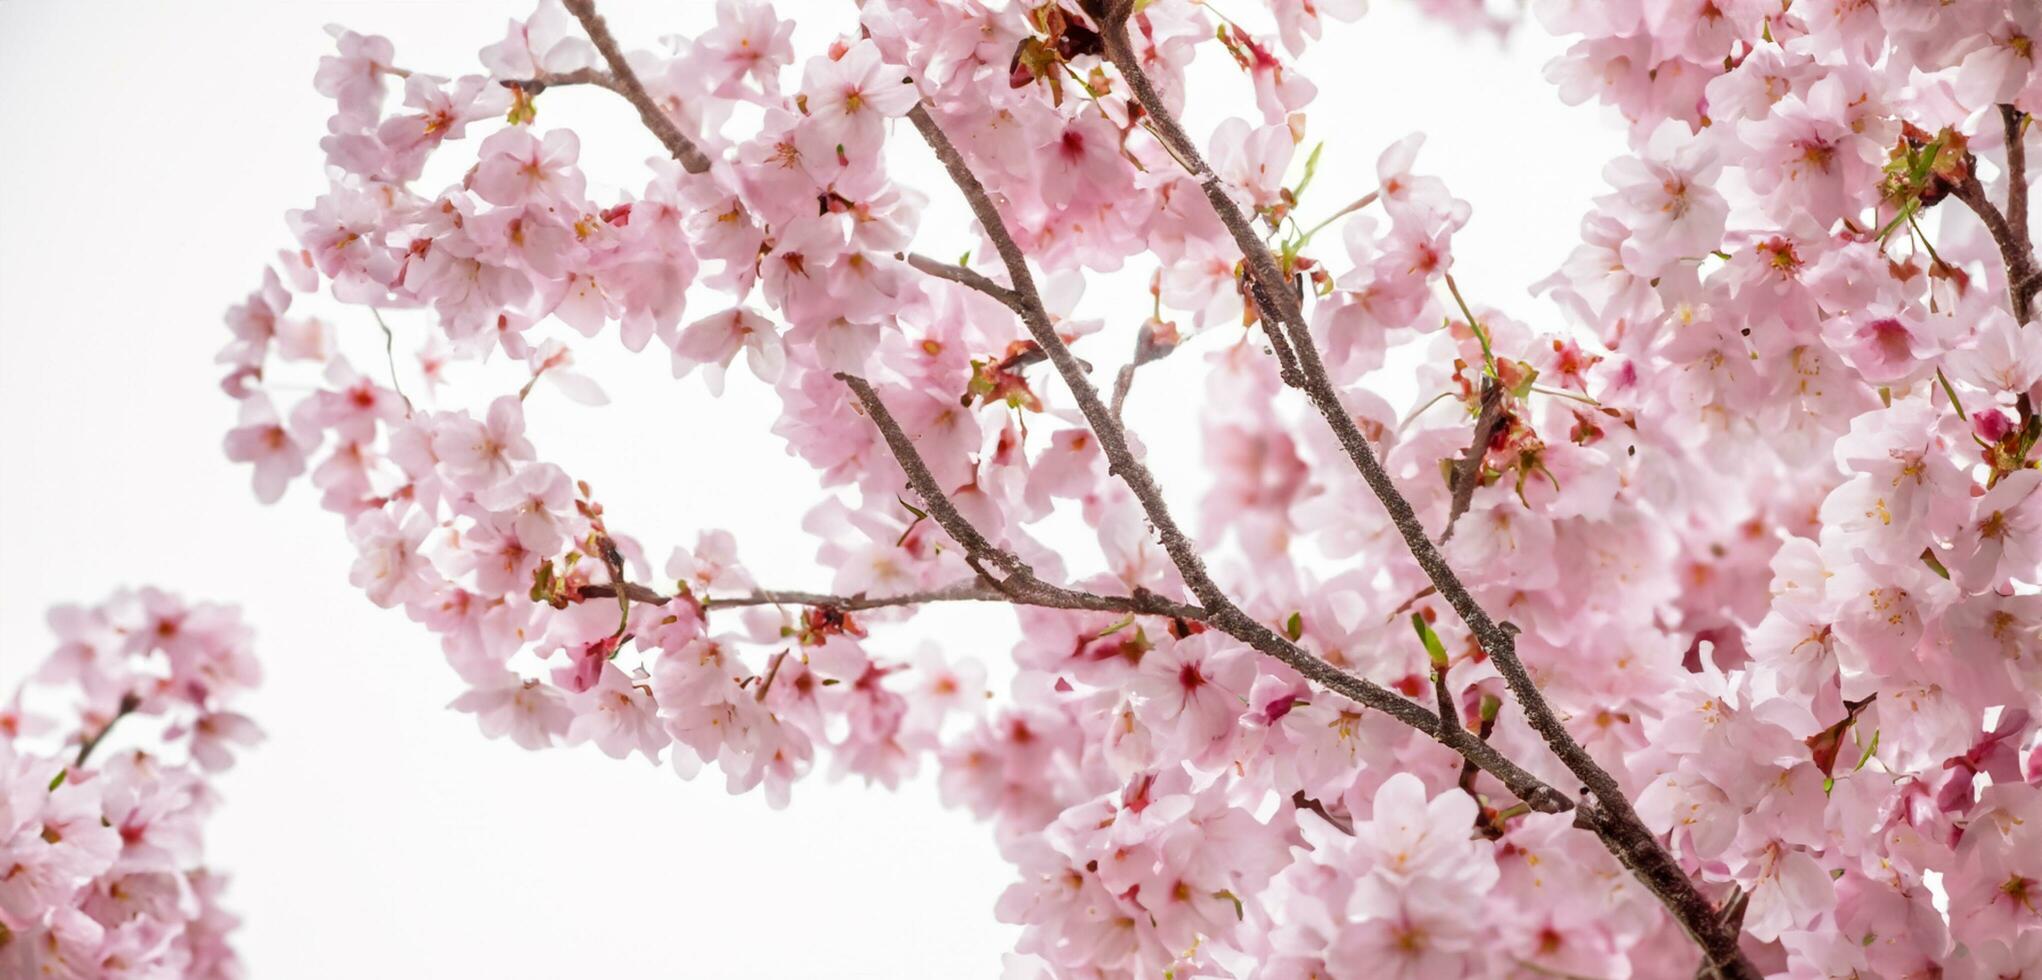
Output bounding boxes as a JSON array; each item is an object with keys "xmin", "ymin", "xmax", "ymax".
[{"xmin": 1975, "ymin": 409, "xmax": 2015, "ymax": 443}]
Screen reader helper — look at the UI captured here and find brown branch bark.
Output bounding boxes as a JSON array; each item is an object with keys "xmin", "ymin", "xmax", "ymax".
[
  {"xmin": 582, "ymin": 557, "xmax": 1201, "ymax": 620},
  {"xmin": 557, "ymin": 0, "xmax": 712, "ymax": 174},
  {"xmin": 903, "ymin": 102, "xmax": 1573, "ymax": 816},
  {"xmin": 2006, "ymin": 107, "xmax": 2030, "ymax": 241},
  {"xmin": 1441, "ymin": 377, "xmax": 1504, "ymax": 544},
  {"xmin": 500, "ymin": 66, "xmax": 622, "ymax": 98},
  {"xmin": 838, "ymin": 372, "xmax": 1212, "ymax": 623},
  {"xmin": 1097, "ymin": 14, "xmax": 1756, "ymax": 976},
  {"xmin": 1953, "ymin": 109, "xmax": 2039, "ymax": 324},
  {"xmin": 903, "ymin": 252, "xmax": 1021, "ymax": 309}
]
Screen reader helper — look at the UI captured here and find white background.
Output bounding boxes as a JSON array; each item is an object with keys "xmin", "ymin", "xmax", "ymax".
[{"xmin": 0, "ymin": 2, "xmax": 1617, "ymax": 976}]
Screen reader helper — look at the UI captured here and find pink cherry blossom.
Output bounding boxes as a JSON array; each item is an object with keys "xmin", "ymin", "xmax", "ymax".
[{"xmin": 198, "ymin": 0, "xmax": 2042, "ymax": 973}]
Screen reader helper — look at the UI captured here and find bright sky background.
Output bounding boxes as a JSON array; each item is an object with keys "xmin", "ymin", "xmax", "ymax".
[{"xmin": 0, "ymin": 2, "xmax": 1619, "ymax": 976}]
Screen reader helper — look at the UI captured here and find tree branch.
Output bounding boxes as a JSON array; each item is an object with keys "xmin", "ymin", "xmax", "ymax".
[
  {"xmin": 500, "ymin": 66, "xmax": 624, "ymax": 98},
  {"xmin": 837, "ymin": 372, "xmax": 1212, "ymax": 623},
  {"xmin": 902, "ymin": 252, "xmax": 1021, "ymax": 309},
  {"xmin": 582, "ymin": 558, "xmax": 1203, "ymax": 622},
  {"xmin": 1441, "ymin": 377, "xmax": 1504, "ymax": 545},
  {"xmin": 903, "ymin": 102, "xmax": 1573, "ymax": 816},
  {"xmin": 1098, "ymin": 16, "xmax": 1756, "ymax": 976},
  {"xmin": 75, "ymin": 692, "xmax": 141, "ymax": 768},
  {"xmin": 2005, "ymin": 105, "xmax": 2029, "ymax": 255},
  {"xmin": 557, "ymin": 0, "xmax": 712, "ymax": 174},
  {"xmin": 1952, "ymin": 122, "xmax": 2040, "ymax": 324}
]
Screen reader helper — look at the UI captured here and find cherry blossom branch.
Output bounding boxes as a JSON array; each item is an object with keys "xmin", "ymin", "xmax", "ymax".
[
  {"xmin": 2005, "ymin": 105, "xmax": 2029, "ymax": 246},
  {"xmin": 1441, "ymin": 378, "xmax": 1503, "ymax": 545},
  {"xmin": 557, "ymin": 0, "xmax": 712, "ymax": 174},
  {"xmin": 1951, "ymin": 115, "xmax": 2039, "ymax": 323},
  {"xmin": 500, "ymin": 66, "xmax": 623, "ymax": 98},
  {"xmin": 903, "ymin": 252, "xmax": 1020, "ymax": 308},
  {"xmin": 838, "ymin": 372, "xmax": 1212, "ymax": 623},
  {"xmin": 1099, "ymin": 19, "xmax": 1610, "ymax": 797},
  {"xmin": 585, "ymin": 576, "xmax": 1203, "ymax": 619},
  {"xmin": 74, "ymin": 692, "xmax": 141, "ymax": 768},
  {"xmin": 903, "ymin": 103, "xmax": 1573, "ymax": 815},
  {"xmin": 1096, "ymin": 14, "xmax": 1757, "ymax": 976}
]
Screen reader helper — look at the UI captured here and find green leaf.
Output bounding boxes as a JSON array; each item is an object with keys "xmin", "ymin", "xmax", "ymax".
[
  {"xmin": 1214, "ymin": 889, "xmax": 1245, "ymax": 921},
  {"xmin": 1292, "ymin": 141, "xmax": 1326, "ymax": 204},
  {"xmin": 47, "ymin": 768, "xmax": 67, "ymax": 791},
  {"xmin": 1284, "ymin": 611, "xmax": 1304, "ymax": 642},
  {"xmin": 1919, "ymin": 548, "xmax": 1951, "ymax": 580},
  {"xmin": 1853, "ymin": 729, "xmax": 1881, "ymax": 772},
  {"xmin": 1411, "ymin": 613, "xmax": 1448, "ymax": 671},
  {"xmin": 1095, "ymin": 615, "xmax": 1137, "ymax": 638}
]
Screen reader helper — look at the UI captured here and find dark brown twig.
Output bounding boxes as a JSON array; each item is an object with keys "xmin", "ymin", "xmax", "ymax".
[
  {"xmin": 904, "ymin": 102, "xmax": 1573, "ymax": 815},
  {"xmin": 1952, "ymin": 116, "xmax": 2040, "ymax": 324},
  {"xmin": 1441, "ymin": 378, "xmax": 1504, "ymax": 544},
  {"xmin": 500, "ymin": 66, "xmax": 621, "ymax": 97},
  {"xmin": 903, "ymin": 252, "xmax": 1021, "ymax": 309},
  {"xmin": 838, "ymin": 372, "xmax": 1211, "ymax": 622},
  {"xmin": 1098, "ymin": 14, "xmax": 1756, "ymax": 976},
  {"xmin": 2005, "ymin": 105, "xmax": 2029, "ymax": 256},
  {"xmin": 557, "ymin": 0, "xmax": 712, "ymax": 174}
]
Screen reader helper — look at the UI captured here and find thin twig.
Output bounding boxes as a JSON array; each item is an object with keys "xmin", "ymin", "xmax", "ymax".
[
  {"xmin": 500, "ymin": 66, "xmax": 623, "ymax": 97},
  {"xmin": 75, "ymin": 693, "xmax": 141, "ymax": 768},
  {"xmin": 838, "ymin": 373, "xmax": 1212, "ymax": 622},
  {"xmin": 1441, "ymin": 378, "xmax": 1504, "ymax": 544},
  {"xmin": 557, "ymin": 0, "xmax": 712, "ymax": 174},
  {"xmin": 904, "ymin": 101, "xmax": 1572, "ymax": 815},
  {"xmin": 1952, "ymin": 161, "xmax": 2040, "ymax": 324},
  {"xmin": 1431, "ymin": 664, "xmax": 1459, "ymax": 735},
  {"xmin": 582, "ymin": 575, "xmax": 1199, "ymax": 619},
  {"xmin": 369, "ymin": 308, "xmax": 413, "ymax": 413},
  {"xmin": 754, "ymin": 650, "xmax": 788, "ymax": 702},
  {"xmin": 903, "ymin": 252, "xmax": 1020, "ymax": 309},
  {"xmin": 1098, "ymin": 14, "xmax": 1756, "ymax": 976}
]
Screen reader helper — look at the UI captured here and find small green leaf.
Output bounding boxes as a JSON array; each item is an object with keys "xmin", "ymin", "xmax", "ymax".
[
  {"xmin": 1284, "ymin": 611, "xmax": 1304, "ymax": 642},
  {"xmin": 1919, "ymin": 548, "xmax": 1951, "ymax": 580},
  {"xmin": 1853, "ymin": 729, "xmax": 1881, "ymax": 772},
  {"xmin": 1292, "ymin": 141, "xmax": 1326, "ymax": 204},
  {"xmin": 1214, "ymin": 889, "xmax": 1245, "ymax": 921},
  {"xmin": 1094, "ymin": 615, "xmax": 1137, "ymax": 639},
  {"xmin": 48, "ymin": 768, "xmax": 67, "ymax": 791},
  {"xmin": 1411, "ymin": 613, "xmax": 1448, "ymax": 671}
]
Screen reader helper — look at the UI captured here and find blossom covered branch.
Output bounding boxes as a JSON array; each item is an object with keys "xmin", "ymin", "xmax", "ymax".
[
  {"xmin": 0, "ymin": 590, "xmax": 261, "ymax": 976},
  {"xmin": 1096, "ymin": 12, "xmax": 1759, "ymax": 972},
  {"xmin": 223, "ymin": 0, "xmax": 2042, "ymax": 976}
]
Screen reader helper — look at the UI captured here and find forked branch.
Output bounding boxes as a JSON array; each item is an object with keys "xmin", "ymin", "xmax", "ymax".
[
  {"xmin": 557, "ymin": 0, "xmax": 713, "ymax": 174},
  {"xmin": 1097, "ymin": 12, "xmax": 1758, "ymax": 976},
  {"xmin": 904, "ymin": 102, "xmax": 1573, "ymax": 815}
]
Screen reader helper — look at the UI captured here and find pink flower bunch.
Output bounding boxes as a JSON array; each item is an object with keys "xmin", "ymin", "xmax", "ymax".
[
  {"xmin": 0, "ymin": 590, "xmax": 260, "ymax": 978},
  {"xmin": 217, "ymin": 0, "xmax": 2042, "ymax": 974}
]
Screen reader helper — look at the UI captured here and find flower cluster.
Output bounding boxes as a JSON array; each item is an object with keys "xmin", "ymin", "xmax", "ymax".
[
  {"xmin": 0, "ymin": 590, "xmax": 260, "ymax": 977},
  {"xmin": 218, "ymin": 0, "xmax": 2042, "ymax": 975}
]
